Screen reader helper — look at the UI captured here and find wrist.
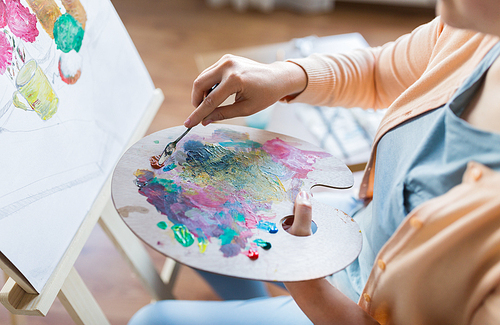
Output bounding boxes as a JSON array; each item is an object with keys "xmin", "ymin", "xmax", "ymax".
[{"xmin": 273, "ymin": 61, "xmax": 308, "ymax": 100}]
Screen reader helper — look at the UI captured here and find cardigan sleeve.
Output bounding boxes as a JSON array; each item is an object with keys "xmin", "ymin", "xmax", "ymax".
[{"xmin": 283, "ymin": 16, "xmax": 444, "ymax": 109}]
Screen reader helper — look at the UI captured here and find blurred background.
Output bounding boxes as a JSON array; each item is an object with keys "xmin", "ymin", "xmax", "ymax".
[{"xmin": 1, "ymin": 0, "xmax": 435, "ymax": 324}]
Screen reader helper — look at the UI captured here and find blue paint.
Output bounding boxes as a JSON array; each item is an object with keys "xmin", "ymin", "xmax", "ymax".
[
  {"xmin": 183, "ymin": 140, "xmax": 236, "ymax": 174},
  {"xmin": 257, "ymin": 220, "xmax": 278, "ymax": 234},
  {"xmin": 218, "ymin": 140, "xmax": 261, "ymax": 150},
  {"xmin": 163, "ymin": 163, "xmax": 177, "ymax": 172}
]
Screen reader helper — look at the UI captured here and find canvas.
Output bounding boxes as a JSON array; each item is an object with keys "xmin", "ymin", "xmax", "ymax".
[{"xmin": 0, "ymin": 0, "xmax": 155, "ymax": 293}]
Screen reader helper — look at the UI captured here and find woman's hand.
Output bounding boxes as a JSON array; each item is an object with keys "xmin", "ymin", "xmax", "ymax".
[
  {"xmin": 284, "ymin": 191, "xmax": 380, "ymax": 325},
  {"xmin": 185, "ymin": 54, "xmax": 307, "ymax": 128}
]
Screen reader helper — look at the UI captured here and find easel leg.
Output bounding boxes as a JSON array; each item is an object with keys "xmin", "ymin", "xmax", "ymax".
[
  {"xmin": 161, "ymin": 257, "xmax": 180, "ymax": 288},
  {"xmin": 1, "ymin": 272, "xmax": 24, "ymax": 325},
  {"xmin": 98, "ymin": 200, "xmax": 178, "ymax": 301},
  {"xmin": 58, "ymin": 267, "xmax": 110, "ymax": 325}
]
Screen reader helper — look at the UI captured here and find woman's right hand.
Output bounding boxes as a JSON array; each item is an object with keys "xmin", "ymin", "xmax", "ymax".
[{"xmin": 185, "ymin": 54, "xmax": 307, "ymax": 128}]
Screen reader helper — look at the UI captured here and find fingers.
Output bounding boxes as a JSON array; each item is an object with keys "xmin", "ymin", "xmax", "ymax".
[
  {"xmin": 187, "ymin": 77, "xmax": 222, "ymax": 127},
  {"xmin": 186, "ymin": 81, "xmax": 237, "ymax": 127},
  {"xmin": 190, "ymin": 71, "xmax": 220, "ymax": 108},
  {"xmin": 187, "ymin": 54, "xmax": 291, "ymax": 128},
  {"xmin": 188, "ymin": 55, "xmax": 239, "ymax": 127},
  {"xmin": 199, "ymin": 100, "xmax": 255, "ymax": 125},
  {"xmin": 288, "ymin": 191, "xmax": 312, "ymax": 237}
]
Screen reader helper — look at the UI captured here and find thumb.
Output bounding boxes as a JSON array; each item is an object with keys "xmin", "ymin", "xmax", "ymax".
[{"xmin": 289, "ymin": 191, "xmax": 312, "ymax": 236}]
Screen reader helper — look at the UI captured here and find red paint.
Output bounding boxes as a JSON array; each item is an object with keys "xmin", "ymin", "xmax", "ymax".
[
  {"xmin": 246, "ymin": 249, "xmax": 259, "ymax": 260},
  {"xmin": 58, "ymin": 59, "xmax": 81, "ymax": 84},
  {"xmin": 150, "ymin": 155, "xmax": 164, "ymax": 169}
]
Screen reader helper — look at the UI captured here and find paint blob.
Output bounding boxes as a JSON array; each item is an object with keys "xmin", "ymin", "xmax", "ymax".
[
  {"xmin": 253, "ymin": 239, "xmax": 272, "ymax": 250},
  {"xmin": 149, "ymin": 155, "xmax": 164, "ymax": 169},
  {"xmin": 257, "ymin": 220, "xmax": 278, "ymax": 234},
  {"xmin": 171, "ymin": 224, "xmax": 194, "ymax": 247},
  {"xmin": 246, "ymin": 248, "xmax": 259, "ymax": 260},
  {"xmin": 0, "ymin": 33, "xmax": 13, "ymax": 75},
  {"xmin": 53, "ymin": 13, "xmax": 84, "ymax": 53},
  {"xmin": 25, "ymin": 0, "xmax": 62, "ymax": 39},
  {"xmin": 197, "ymin": 237, "xmax": 208, "ymax": 253},
  {"xmin": 157, "ymin": 221, "xmax": 167, "ymax": 230},
  {"xmin": 5, "ymin": 0, "xmax": 39, "ymax": 42},
  {"xmin": 58, "ymin": 50, "xmax": 82, "ymax": 84},
  {"xmin": 163, "ymin": 163, "xmax": 176, "ymax": 172},
  {"xmin": 62, "ymin": 0, "xmax": 87, "ymax": 29},
  {"xmin": 134, "ymin": 129, "xmax": 329, "ymax": 258}
]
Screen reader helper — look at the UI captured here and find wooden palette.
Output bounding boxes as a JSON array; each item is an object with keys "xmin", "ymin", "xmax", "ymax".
[{"xmin": 111, "ymin": 124, "xmax": 362, "ymax": 282}]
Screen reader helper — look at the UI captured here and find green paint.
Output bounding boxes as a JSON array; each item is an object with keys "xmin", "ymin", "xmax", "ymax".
[
  {"xmin": 171, "ymin": 224, "xmax": 194, "ymax": 247},
  {"xmin": 230, "ymin": 210, "xmax": 245, "ymax": 223},
  {"xmin": 219, "ymin": 228, "xmax": 238, "ymax": 245},
  {"xmin": 253, "ymin": 239, "xmax": 272, "ymax": 250},
  {"xmin": 53, "ymin": 13, "xmax": 84, "ymax": 53},
  {"xmin": 153, "ymin": 178, "xmax": 180, "ymax": 193},
  {"xmin": 154, "ymin": 140, "xmax": 160, "ymax": 144},
  {"xmin": 157, "ymin": 221, "xmax": 168, "ymax": 230}
]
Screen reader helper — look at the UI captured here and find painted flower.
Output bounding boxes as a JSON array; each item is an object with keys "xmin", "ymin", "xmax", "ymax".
[
  {"xmin": 5, "ymin": 0, "xmax": 38, "ymax": 43},
  {"xmin": 0, "ymin": 31, "xmax": 12, "ymax": 74},
  {"xmin": 0, "ymin": 0, "xmax": 7, "ymax": 28}
]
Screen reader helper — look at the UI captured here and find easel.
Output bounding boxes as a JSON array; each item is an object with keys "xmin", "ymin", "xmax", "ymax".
[{"xmin": 0, "ymin": 88, "xmax": 179, "ymax": 324}]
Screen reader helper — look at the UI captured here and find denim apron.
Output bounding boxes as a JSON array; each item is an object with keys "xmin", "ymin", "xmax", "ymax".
[{"xmin": 332, "ymin": 41, "xmax": 500, "ymax": 302}]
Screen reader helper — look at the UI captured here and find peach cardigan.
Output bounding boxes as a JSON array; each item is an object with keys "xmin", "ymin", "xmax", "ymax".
[
  {"xmin": 287, "ymin": 16, "xmax": 498, "ymax": 199},
  {"xmin": 287, "ymin": 17, "xmax": 500, "ymax": 324}
]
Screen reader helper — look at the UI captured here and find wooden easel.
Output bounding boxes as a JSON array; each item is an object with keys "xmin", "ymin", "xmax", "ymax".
[{"xmin": 0, "ymin": 88, "xmax": 179, "ymax": 324}]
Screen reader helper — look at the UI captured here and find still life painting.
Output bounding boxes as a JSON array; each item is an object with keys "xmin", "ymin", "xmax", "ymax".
[{"xmin": 0, "ymin": 0, "xmax": 155, "ymax": 293}]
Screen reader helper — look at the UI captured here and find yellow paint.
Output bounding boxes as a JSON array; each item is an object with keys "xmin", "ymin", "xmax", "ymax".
[
  {"xmin": 275, "ymin": 176, "xmax": 286, "ymax": 192},
  {"xmin": 26, "ymin": 0, "xmax": 62, "ymax": 39},
  {"xmin": 13, "ymin": 60, "xmax": 58, "ymax": 120},
  {"xmin": 198, "ymin": 238, "xmax": 208, "ymax": 253}
]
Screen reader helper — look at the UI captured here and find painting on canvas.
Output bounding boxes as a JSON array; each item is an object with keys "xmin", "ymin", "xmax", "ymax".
[{"xmin": 0, "ymin": 0, "xmax": 155, "ymax": 293}]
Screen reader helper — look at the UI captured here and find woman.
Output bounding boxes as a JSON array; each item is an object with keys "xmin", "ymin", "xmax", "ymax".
[{"xmin": 129, "ymin": 0, "xmax": 500, "ymax": 323}]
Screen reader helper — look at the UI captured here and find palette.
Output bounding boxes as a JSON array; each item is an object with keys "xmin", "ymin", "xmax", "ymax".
[{"xmin": 111, "ymin": 124, "xmax": 362, "ymax": 282}]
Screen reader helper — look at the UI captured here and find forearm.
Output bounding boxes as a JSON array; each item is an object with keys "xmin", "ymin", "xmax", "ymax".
[
  {"xmin": 285, "ymin": 278, "xmax": 379, "ymax": 325},
  {"xmin": 286, "ymin": 17, "xmax": 443, "ymax": 109}
]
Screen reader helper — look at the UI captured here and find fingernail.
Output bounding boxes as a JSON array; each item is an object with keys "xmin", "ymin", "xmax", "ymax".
[
  {"xmin": 297, "ymin": 191, "xmax": 311, "ymax": 203},
  {"xmin": 183, "ymin": 118, "xmax": 191, "ymax": 127}
]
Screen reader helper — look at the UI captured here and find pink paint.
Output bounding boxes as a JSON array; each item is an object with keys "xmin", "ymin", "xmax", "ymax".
[
  {"xmin": 184, "ymin": 185, "xmax": 229, "ymax": 209},
  {"xmin": 0, "ymin": 1, "xmax": 7, "ymax": 28},
  {"xmin": 0, "ymin": 32, "xmax": 12, "ymax": 74},
  {"xmin": 262, "ymin": 138, "xmax": 329, "ymax": 179},
  {"xmin": 134, "ymin": 130, "xmax": 332, "ymax": 258},
  {"xmin": 245, "ymin": 212, "xmax": 274, "ymax": 229},
  {"xmin": 5, "ymin": 0, "xmax": 39, "ymax": 43}
]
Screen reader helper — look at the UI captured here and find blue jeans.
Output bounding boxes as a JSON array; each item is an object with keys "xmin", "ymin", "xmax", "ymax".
[{"xmin": 128, "ymin": 296, "xmax": 312, "ymax": 325}]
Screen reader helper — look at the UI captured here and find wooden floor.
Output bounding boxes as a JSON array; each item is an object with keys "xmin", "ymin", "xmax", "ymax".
[{"xmin": 0, "ymin": 1, "xmax": 435, "ymax": 324}]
